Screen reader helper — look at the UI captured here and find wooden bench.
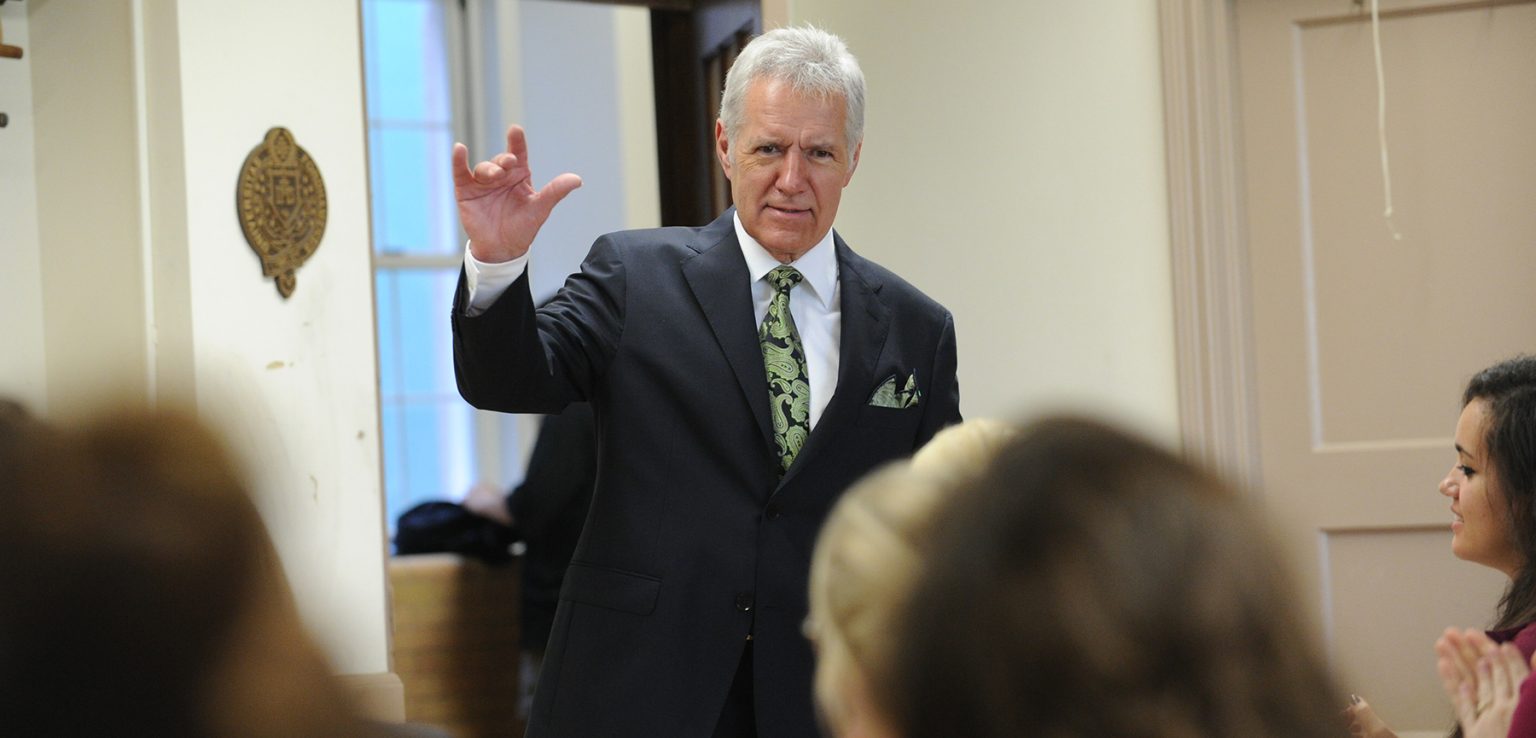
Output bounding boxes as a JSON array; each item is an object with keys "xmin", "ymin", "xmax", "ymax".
[{"xmin": 389, "ymin": 553, "xmax": 523, "ymax": 738}]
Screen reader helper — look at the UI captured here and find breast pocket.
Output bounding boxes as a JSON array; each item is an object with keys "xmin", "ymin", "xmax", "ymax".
[{"xmin": 857, "ymin": 404, "xmax": 923, "ymax": 446}]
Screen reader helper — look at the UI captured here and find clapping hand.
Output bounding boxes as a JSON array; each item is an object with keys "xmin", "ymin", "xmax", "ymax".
[
  {"xmin": 1437, "ymin": 627, "xmax": 1536, "ymax": 738},
  {"xmin": 1437, "ymin": 627, "xmax": 1499, "ymax": 714},
  {"xmin": 451, "ymin": 125, "xmax": 582, "ymax": 264}
]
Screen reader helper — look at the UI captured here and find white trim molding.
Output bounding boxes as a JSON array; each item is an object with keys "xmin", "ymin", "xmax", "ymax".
[{"xmin": 1158, "ymin": 0, "xmax": 1262, "ymax": 490}]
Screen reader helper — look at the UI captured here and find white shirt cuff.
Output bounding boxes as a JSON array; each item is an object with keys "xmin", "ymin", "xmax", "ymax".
[{"xmin": 464, "ymin": 241, "xmax": 529, "ymax": 316}]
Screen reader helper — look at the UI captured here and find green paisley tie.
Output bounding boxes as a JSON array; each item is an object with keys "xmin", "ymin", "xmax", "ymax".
[{"xmin": 761, "ymin": 266, "xmax": 810, "ymax": 475}]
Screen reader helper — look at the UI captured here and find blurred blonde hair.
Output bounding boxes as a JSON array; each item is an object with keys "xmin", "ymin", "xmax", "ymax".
[{"xmin": 807, "ymin": 419, "xmax": 1017, "ymax": 734}]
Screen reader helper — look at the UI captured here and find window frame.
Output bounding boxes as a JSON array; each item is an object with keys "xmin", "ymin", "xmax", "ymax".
[{"xmin": 366, "ymin": 0, "xmax": 526, "ymax": 534}]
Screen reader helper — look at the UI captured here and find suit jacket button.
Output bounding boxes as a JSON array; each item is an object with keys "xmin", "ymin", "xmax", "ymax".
[
  {"xmin": 735, "ymin": 593, "xmax": 754, "ymax": 612},
  {"xmin": 764, "ymin": 502, "xmax": 782, "ymax": 520}
]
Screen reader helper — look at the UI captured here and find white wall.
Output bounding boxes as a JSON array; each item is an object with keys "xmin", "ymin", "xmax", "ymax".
[
  {"xmin": 0, "ymin": 3, "xmax": 45, "ymax": 412},
  {"xmin": 23, "ymin": 0, "xmax": 391, "ymax": 678},
  {"xmin": 171, "ymin": 1, "xmax": 389, "ymax": 676},
  {"xmin": 30, "ymin": 1, "xmax": 152, "ymax": 414},
  {"xmin": 787, "ymin": 1, "xmax": 1181, "ymax": 439}
]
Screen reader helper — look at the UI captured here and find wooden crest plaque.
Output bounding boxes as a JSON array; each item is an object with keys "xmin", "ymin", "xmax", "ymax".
[{"xmin": 237, "ymin": 127, "xmax": 327, "ymax": 298}]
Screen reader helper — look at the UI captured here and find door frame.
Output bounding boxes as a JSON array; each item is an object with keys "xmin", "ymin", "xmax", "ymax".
[{"xmin": 1157, "ymin": 0, "xmax": 1264, "ymax": 489}]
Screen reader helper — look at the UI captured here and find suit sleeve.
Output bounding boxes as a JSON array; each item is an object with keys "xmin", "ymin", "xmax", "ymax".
[
  {"xmin": 451, "ymin": 236, "xmax": 626, "ymax": 414},
  {"xmin": 914, "ymin": 310, "xmax": 961, "ymax": 448},
  {"xmin": 506, "ymin": 403, "xmax": 597, "ymax": 535}
]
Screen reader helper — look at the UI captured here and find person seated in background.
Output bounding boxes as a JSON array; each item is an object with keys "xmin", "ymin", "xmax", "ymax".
[
  {"xmin": 1350, "ymin": 356, "xmax": 1536, "ymax": 738},
  {"xmin": 462, "ymin": 401, "xmax": 596, "ymax": 721},
  {"xmin": 0, "ymin": 408, "xmax": 442, "ymax": 737},
  {"xmin": 812, "ymin": 415, "xmax": 1349, "ymax": 738},
  {"xmin": 806, "ymin": 419, "xmax": 1017, "ymax": 738}
]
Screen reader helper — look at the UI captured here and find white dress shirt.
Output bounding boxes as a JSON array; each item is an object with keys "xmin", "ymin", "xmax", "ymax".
[
  {"xmin": 463, "ymin": 212, "xmax": 842, "ymax": 429},
  {"xmin": 731, "ymin": 214, "xmax": 840, "ymax": 430}
]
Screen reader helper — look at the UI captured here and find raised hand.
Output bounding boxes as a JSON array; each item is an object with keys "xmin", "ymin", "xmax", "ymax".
[
  {"xmin": 1450, "ymin": 643, "xmax": 1533, "ymax": 738},
  {"xmin": 452, "ymin": 125, "xmax": 582, "ymax": 263},
  {"xmin": 1437, "ymin": 627, "xmax": 1499, "ymax": 710}
]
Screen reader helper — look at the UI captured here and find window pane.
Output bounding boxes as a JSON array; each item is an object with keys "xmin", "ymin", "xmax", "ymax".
[
  {"xmin": 364, "ymin": 0, "xmax": 451, "ymax": 124},
  {"xmin": 382, "ymin": 268, "xmax": 459, "ymax": 396},
  {"xmin": 381, "ymin": 399, "xmax": 476, "ymax": 535},
  {"xmin": 380, "ymin": 402, "xmax": 409, "ymax": 527},
  {"xmin": 364, "ymin": 0, "xmax": 516, "ymax": 540},
  {"xmin": 371, "ymin": 126, "xmax": 457, "ymax": 254},
  {"xmin": 376, "ymin": 267, "xmax": 475, "ymax": 534},
  {"xmin": 375, "ymin": 270, "xmax": 402, "ymax": 397}
]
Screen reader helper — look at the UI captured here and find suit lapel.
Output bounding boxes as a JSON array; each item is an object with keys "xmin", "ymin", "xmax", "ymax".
[
  {"xmin": 681, "ymin": 212, "xmax": 775, "ymax": 449},
  {"xmin": 777, "ymin": 237, "xmax": 889, "ymax": 490}
]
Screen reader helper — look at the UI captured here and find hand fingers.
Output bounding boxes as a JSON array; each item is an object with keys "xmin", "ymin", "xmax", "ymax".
[
  {"xmin": 1500, "ymin": 643, "xmax": 1530, "ymax": 691},
  {"xmin": 1347, "ymin": 699, "xmax": 1392, "ymax": 733},
  {"xmin": 472, "ymin": 160, "xmax": 507, "ymax": 183},
  {"xmin": 1468, "ymin": 629, "xmax": 1499, "ymax": 660},
  {"xmin": 1450, "ymin": 628, "xmax": 1490, "ymax": 686},
  {"xmin": 1489, "ymin": 646, "xmax": 1514, "ymax": 699},
  {"xmin": 1477, "ymin": 655, "xmax": 1495, "ymax": 714},
  {"xmin": 452, "ymin": 142, "xmax": 473, "ymax": 187},
  {"xmin": 1455, "ymin": 628, "xmax": 1484, "ymax": 665},
  {"xmin": 541, "ymin": 173, "xmax": 583, "ymax": 203},
  {"xmin": 454, "ymin": 143, "xmax": 517, "ymax": 187},
  {"xmin": 523, "ymin": 173, "xmax": 582, "ymax": 221},
  {"xmin": 1455, "ymin": 681, "xmax": 1479, "ymax": 730},
  {"xmin": 1438, "ymin": 627, "xmax": 1470, "ymax": 662},
  {"xmin": 507, "ymin": 124, "xmax": 529, "ymax": 165},
  {"xmin": 1439, "ymin": 655, "xmax": 1465, "ymax": 698}
]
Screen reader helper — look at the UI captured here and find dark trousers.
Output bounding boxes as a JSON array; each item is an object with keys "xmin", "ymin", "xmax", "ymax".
[{"xmin": 712, "ymin": 642, "xmax": 756, "ymax": 738}]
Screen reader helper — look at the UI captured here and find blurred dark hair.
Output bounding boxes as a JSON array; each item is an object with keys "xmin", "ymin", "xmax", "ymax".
[
  {"xmin": 1462, "ymin": 356, "xmax": 1536, "ymax": 631},
  {"xmin": 0, "ymin": 409, "xmax": 356, "ymax": 737},
  {"xmin": 888, "ymin": 416, "xmax": 1347, "ymax": 738},
  {"xmin": 0, "ymin": 397, "xmax": 33, "ymax": 451}
]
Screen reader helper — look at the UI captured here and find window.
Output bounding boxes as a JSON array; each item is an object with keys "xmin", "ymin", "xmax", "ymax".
[
  {"xmin": 362, "ymin": 0, "xmax": 657, "ymax": 536},
  {"xmin": 363, "ymin": 0, "xmax": 512, "ymax": 535}
]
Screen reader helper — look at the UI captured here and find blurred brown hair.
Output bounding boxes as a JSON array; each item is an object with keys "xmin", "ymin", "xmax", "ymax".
[
  {"xmin": 0, "ymin": 409, "xmax": 360, "ymax": 737},
  {"xmin": 808, "ymin": 419, "xmax": 1018, "ymax": 736},
  {"xmin": 889, "ymin": 416, "xmax": 1347, "ymax": 738}
]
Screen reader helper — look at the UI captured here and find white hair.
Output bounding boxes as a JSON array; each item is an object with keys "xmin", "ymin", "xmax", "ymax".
[{"xmin": 718, "ymin": 26, "xmax": 866, "ymax": 151}]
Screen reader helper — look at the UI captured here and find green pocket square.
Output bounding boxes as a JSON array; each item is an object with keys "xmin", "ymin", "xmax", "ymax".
[{"xmin": 868, "ymin": 371, "xmax": 922, "ymax": 409}]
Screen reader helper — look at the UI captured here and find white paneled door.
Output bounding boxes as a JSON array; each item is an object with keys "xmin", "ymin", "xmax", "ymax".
[{"xmin": 1236, "ymin": 0, "xmax": 1536, "ymax": 732}]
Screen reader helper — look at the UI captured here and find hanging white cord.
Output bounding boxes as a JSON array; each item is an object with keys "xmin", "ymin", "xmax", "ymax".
[{"xmin": 1371, "ymin": 0, "xmax": 1405, "ymax": 240}]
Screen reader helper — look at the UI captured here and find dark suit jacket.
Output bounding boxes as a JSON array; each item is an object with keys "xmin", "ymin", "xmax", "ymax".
[
  {"xmin": 505, "ymin": 402, "xmax": 596, "ymax": 654},
  {"xmin": 451, "ymin": 210, "xmax": 960, "ymax": 738}
]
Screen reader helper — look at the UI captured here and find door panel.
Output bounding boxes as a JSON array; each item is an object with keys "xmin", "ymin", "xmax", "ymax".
[{"xmin": 1236, "ymin": 0, "xmax": 1536, "ymax": 730}]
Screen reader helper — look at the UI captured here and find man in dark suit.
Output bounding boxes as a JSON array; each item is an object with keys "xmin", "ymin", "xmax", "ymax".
[{"xmin": 449, "ymin": 27, "xmax": 960, "ymax": 738}]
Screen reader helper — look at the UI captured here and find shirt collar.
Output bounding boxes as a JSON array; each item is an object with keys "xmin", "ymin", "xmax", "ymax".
[{"xmin": 733, "ymin": 211, "xmax": 838, "ymax": 310}]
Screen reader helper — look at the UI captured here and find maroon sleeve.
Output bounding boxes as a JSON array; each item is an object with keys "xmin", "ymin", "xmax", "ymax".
[
  {"xmin": 1514, "ymin": 623, "xmax": 1536, "ymax": 660},
  {"xmin": 1509, "ymin": 672, "xmax": 1536, "ymax": 738},
  {"xmin": 1504, "ymin": 624, "xmax": 1536, "ymax": 738}
]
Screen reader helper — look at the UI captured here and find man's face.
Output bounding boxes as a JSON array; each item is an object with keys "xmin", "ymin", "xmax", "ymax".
[{"xmin": 716, "ymin": 78, "xmax": 861, "ymax": 263}]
